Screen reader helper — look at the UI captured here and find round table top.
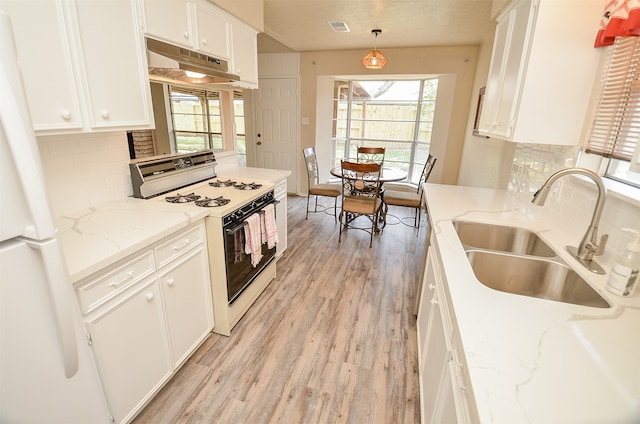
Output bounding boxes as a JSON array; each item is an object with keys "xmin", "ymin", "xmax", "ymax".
[{"xmin": 330, "ymin": 166, "xmax": 408, "ymax": 182}]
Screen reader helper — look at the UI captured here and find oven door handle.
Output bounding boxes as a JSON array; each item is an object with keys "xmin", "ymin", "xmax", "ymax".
[{"xmin": 224, "ymin": 200, "xmax": 280, "ymax": 235}]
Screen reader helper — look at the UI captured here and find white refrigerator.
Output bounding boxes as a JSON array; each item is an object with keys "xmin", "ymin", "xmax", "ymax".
[{"xmin": 0, "ymin": 11, "xmax": 111, "ymax": 423}]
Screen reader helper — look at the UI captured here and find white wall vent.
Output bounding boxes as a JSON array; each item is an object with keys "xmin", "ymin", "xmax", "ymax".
[{"xmin": 328, "ymin": 21, "xmax": 350, "ymax": 32}]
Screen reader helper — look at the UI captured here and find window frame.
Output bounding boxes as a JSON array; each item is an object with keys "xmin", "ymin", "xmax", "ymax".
[{"xmin": 331, "ymin": 78, "xmax": 438, "ymax": 185}]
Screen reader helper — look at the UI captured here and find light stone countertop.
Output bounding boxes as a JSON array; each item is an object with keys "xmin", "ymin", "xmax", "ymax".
[
  {"xmin": 56, "ymin": 197, "xmax": 210, "ymax": 283},
  {"xmin": 216, "ymin": 165, "xmax": 292, "ymax": 184},
  {"xmin": 424, "ymin": 183, "xmax": 640, "ymax": 423}
]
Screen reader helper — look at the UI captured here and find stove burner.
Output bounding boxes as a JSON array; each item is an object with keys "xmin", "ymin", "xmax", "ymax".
[
  {"xmin": 194, "ymin": 196, "xmax": 231, "ymax": 208},
  {"xmin": 208, "ymin": 179, "xmax": 238, "ymax": 188},
  {"xmin": 234, "ymin": 182, "xmax": 263, "ymax": 190},
  {"xmin": 165, "ymin": 193, "xmax": 201, "ymax": 203}
]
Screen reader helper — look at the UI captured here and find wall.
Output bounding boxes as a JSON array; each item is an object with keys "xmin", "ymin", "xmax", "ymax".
[
  {"xmin": 457, "ymin": 23, "xmax": 516, "ymax": 189},
  {"xmin": 38, "ymin": 132, "xmax": 133, "ymax": 217},
  {"xmin": 298, "ymin": 45, "xmax": 479, "ymax": 192},
  {"xmin": 209, "ymin": 0, "xmax": 263, "ymax": 31}
]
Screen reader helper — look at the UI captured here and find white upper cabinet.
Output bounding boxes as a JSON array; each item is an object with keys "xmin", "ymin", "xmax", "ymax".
[
  {"xmin": 478, "ymin": 0, "xmax": 603, "ymax": 144},
  {"xmin": 140, "ymin": 0, "xmax": 193, "ymax": 48},
  {"xmin": 2, "ymin": 0, "xmax": 154, "ymax": 134},
  {"xmin": 229, "ymin": 16, "xmax": 259, "ymax": 88},
  {"xmin": 193, "ymin": 0, "xmax": 230, "ymax": 59},
  {"xmin": 141, "ymin": 0, "xmax": 231, "ymax": 60}
]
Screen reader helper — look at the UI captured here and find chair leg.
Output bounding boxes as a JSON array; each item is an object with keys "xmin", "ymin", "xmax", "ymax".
[
  {"xmin": 338, "ymin": 210, "xmax": 344, "ymax": 244},
  {"xmin": 306, "ymin": 195, "xmax": 310, "ymax": 220},
  {"xmin": 333, "ymin": 197, "xmax": 338, "ymax": 222}
]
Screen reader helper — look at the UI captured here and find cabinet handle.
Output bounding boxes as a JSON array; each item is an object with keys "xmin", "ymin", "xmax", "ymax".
[
  {"xmin": 100, "ymin": 110, "xmax": 110, "ymax": 119},
  {"xmin": 166, "ymin": 278, "xmax": 175, "ymax": 287},
  {"xmin": 455, "ymin": 362, "xmax": 468, "ymax": 391},
  {"xmin": 172, "ymin": 239, "xmax": 190, "ymax": 251},
  {"xmin": 146, "ymin": 293, "xmax": 154, "ymax": 301},
  {"xmin": 108, "ymin": 271, "xmax": 134, "ymax": 288},
  {"xmin": 61, "ymin": 109, "xmax": 71, "ymax": 120}
]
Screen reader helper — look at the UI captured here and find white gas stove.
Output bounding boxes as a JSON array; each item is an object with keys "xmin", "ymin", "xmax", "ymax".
[{"xmin": 130, "ymin": 150, "xmax": 278, "ymax": 336}]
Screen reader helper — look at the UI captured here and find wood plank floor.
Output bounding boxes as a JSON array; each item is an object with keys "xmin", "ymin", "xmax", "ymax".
[{"xmin": 133, "ymin": 195, "xmax": 428, "ymax": 423}]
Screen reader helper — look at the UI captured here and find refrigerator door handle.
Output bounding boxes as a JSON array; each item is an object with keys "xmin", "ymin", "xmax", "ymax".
[
  {"xmin": 25, "ymin": 238, "xmax": 79, "ymax": 378},
  {"xmin": 0, "ymin": 46, "xmax": 56, "ymax": 239}
]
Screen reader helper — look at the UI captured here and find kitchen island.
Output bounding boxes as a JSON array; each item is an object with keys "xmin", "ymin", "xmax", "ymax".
[{"xmin": 421, "ymin": 183, "xmax": 639, "ymax": 423}]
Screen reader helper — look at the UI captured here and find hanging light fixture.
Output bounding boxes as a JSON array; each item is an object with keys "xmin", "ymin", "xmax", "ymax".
[{"xmin": 361, "ymin": 29, "xmax": 388, "ymax": 69}]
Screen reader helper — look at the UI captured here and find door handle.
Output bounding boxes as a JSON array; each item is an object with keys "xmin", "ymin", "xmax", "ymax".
[{"xmin": 257, "ymin": 141, "xmax": 262, "ymax": 145}]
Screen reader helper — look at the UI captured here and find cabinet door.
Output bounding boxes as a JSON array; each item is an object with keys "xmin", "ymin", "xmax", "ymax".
[
  {"xmin": 159, "ymin": 247, "xmax": 213, "ymax": 368},
  {"xmin": 479, "ymin": 0, "xmax": 532, "ymax": 138},
  {"xmin": 87, "ymin": 278, "xmax": 171, "ymax": 424},
  {"xmin": 141, "ymin": 0, "xmax": 193, "ymax": 48},
  {"xmin": 194, "ymin": 0, "xmax": 230, "ymax": 59},
  {"xmin": 420, "ymin": 289, "xmax": 450, "ymax": 423},
  {"xmin": 275, "ymin": 180, "xmax": 287, "ymax": 258},
  {"xmin": 230, "ymin": 19, "xmax": 258, "ymax": 87},
  {"xmin": 1, "ymin": 0, "xmax": 83, "ymax": 132},
  {"xmin": 73, "ymin": 0, "xmax": 153, "ymax": 130}
]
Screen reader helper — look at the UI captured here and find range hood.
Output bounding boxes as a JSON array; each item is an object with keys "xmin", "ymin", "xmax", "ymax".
[{"xmin": 146, "ymin": 38, "xmax": 239, "ymax": 85}]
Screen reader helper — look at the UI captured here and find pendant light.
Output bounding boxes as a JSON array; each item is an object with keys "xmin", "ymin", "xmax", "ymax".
[{"xmin": 361, "ymin": 29, "xmax": 388, "ymax": 69}]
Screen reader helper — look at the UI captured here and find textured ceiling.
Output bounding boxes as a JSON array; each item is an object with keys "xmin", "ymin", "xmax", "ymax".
[{"xmin": 260, "ymin": 0, "xmax": 495, "ymax": 53}]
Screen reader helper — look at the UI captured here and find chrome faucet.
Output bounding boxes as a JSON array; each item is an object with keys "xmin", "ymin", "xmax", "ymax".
[{"xmin": 531, "ymin": 168, "xmax": 608, "ymax": 274}]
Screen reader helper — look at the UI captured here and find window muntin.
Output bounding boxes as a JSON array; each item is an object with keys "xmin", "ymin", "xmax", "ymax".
[
  {"xmin": 170, "ymin": 87, "xmax": 222, "ymax": 153},
  {"xmin": 331, "ymin": 79, "xmax": 438, "ymax": 184}
]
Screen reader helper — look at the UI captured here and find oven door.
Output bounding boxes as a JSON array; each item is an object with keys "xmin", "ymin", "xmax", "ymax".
[{"xmin": 224, "ymin": 219, "xmax": 276, "ymax": 304}]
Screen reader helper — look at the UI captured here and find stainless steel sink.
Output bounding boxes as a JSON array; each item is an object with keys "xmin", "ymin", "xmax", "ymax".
[
  {"xmin": 453, "ymin": 220, "xmax": 556, "ymax": 257},
  {"xmin": 465, "ymin": 250, "xmax": 610, "ymax": 308}
]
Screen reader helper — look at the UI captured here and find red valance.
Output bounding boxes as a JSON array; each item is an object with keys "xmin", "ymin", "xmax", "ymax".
[{"xmin": 595, "ymin": 0, "xmax": 640, "ymax": 47}]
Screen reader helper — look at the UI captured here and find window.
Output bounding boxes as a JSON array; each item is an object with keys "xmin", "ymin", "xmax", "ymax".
[
  {"xmin": 234, "ymin": 91, "xmax": 247, "ymax": 166},
  {"xmin": 586, "ymin": 36, "xmax": 640, "ymax": 188},
  {"xmin": 169, "ymin": 86, "xmax": 222, "ymax": 153},
  {"xmin": 332, "ymin": 79, "xmax": 438, "ymax": 184}
]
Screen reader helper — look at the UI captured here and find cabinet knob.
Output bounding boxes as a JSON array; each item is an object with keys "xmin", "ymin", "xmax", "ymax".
[
  {"xmin": 183, "ymin": 31, "xmax": 189, "ymax": 39},
  {"xmin": 166, "ymin": 278, "xmax": 175, "ymax": 287},
  {"xmin": 146, "ymin": 293, "xmax": 154, "ymax": 301},
  {"xmin": 100, "ymin": 110, "xmax": 110, "ymax": 119},
  {"xmin": 428, "ymin": 284, "xmax": 435, "ymax": 290},
  {"xmin": 61, "ymin": 110, "xmax": 72, "ymax": 120},
  {"xmin": 431, "ymin": 298, "xmax": 438, "ymax": 305},
  {"xmin": 201, "ymin": 37, "xmax": 207, "ymax": 45}
]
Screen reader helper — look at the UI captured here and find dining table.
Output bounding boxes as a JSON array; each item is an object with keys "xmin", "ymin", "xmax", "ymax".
[{"xmin": 330, "ymin": 166, "xmax": 408, "ymax": 230}]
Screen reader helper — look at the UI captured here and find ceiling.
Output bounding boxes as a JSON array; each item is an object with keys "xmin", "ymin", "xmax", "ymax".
[{"xmin": 258, "ymin": 0, "xmax": 496, "ymax": 53}]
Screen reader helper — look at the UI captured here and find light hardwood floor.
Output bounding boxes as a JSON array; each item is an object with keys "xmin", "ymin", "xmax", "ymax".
[{"xmin": 133, "ymin": 195, "xmax": 428, "ymax": 423}]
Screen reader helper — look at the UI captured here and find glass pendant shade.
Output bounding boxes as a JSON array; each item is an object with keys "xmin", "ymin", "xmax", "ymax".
[{"xmin": 361, "ymin": 49, "xmax": 388, "ymax": 69}]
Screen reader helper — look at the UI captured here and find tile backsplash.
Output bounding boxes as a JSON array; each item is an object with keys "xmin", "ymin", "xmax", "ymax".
[
  {"xmin": 509, "ymin": 143, "xmax": 640, "ymax": 268},
  {"xmin": 37, "ymin": 132, "xmax": 133, "ymax": 217}
]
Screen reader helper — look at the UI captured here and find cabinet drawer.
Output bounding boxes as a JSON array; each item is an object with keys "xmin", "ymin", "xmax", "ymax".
[
  {"xmin": 155, "ymin": 224, "xmax": 204, "ymax": 268},
  {"xmin": 76, "ymin": 252, "xmax": 155, "ymax": 314}
]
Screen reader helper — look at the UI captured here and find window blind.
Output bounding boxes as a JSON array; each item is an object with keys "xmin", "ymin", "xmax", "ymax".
[{"xmin": 586, "ymin": 36, "xmax": 640, "ymax": 161}]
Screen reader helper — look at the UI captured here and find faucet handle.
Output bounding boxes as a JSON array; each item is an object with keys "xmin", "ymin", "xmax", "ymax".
[{"xmin": 587, "ymin": 233, "xmax": 608, "ymax": 256}]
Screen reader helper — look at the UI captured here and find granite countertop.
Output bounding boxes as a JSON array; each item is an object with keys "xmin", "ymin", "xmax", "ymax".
[
  {"xmin": 56, "ymin": 198, "xmax": 209, "ymax": 283},
  {"xmin": 424, "ymin": 183, "xmax": 639, "ymax": 423}
]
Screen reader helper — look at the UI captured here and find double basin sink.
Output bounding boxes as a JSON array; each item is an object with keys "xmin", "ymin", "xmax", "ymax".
[{"xmin": 453, "ymin": 221, "xmax": 610, "ymax": 308}]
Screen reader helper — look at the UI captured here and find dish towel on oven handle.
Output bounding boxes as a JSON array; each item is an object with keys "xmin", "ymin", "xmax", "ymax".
[
  {"xmin": 261, "ymin": 203, "xmax": 278, "ymax": 249},
  {"xmin": 244, "ymin": 213, "xmax": 263, "ymax": 267}
]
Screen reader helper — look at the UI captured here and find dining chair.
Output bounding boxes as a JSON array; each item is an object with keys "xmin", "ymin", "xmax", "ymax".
[
  {"xmin": 383, "ymin": 154, "xmax": 437, "ymax": 228},
  {"xmin": 356, "ymin": 146, "xmax": 385, "ymax": 166},
  {"xmin": 339, "ymin": 160, "xmax": 383, "ymax": 248},
  {"xmin": 303, "ymin": 147, "xmax": 341, "ymax": 221}
]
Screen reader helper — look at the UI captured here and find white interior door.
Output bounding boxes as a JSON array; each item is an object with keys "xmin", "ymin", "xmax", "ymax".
[{"xmin": 255, "ymin": 78, "xmax": 298, "ymax": 192}]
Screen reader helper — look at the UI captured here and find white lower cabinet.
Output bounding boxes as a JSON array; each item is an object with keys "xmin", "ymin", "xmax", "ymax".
[
  {"xmin": 274, "ymin": 178, "xmax": 288, "ymax": 258},
  {"xmin": 86, "ymin": 278, "xmax": 172, "ymax": 424},
  {"xmin": 77, "ymin": 222, "xmax": 213, "ymax": 424},
  {"xmin": 418, "ymin": 244, "xmax": 477, "ymax": 423}
]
